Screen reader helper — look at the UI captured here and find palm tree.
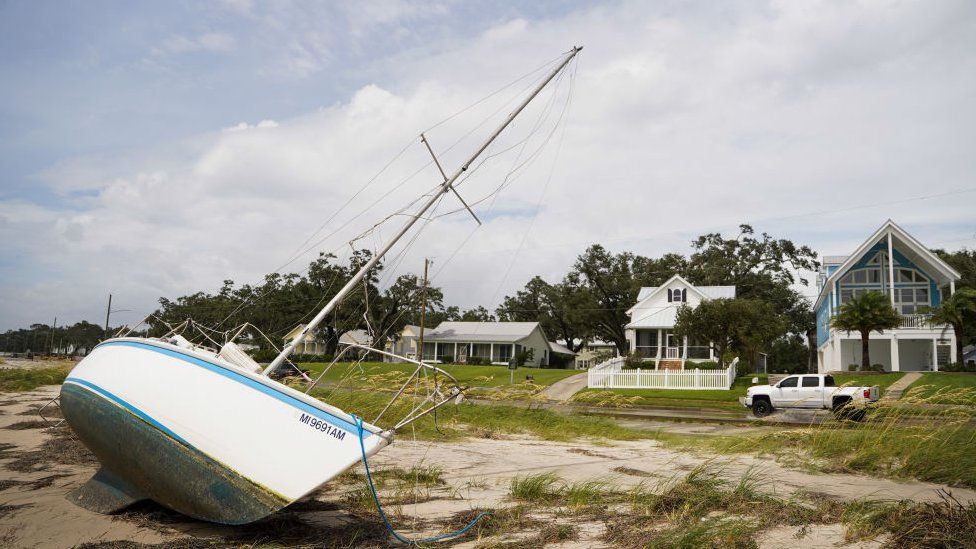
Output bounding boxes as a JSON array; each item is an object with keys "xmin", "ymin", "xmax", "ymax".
[
  {"xmin": 928, "ymin": 288, "xmax": 976, "ymax": 366},
  {"xmin": 831, "ymin": 291, "xmax": 902, "ymax": 370}
]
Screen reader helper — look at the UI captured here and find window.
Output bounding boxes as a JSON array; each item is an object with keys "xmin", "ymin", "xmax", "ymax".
[
  {"xmin": 824, "ymin": 375, "xmax": 836, "ymax": 387},
  {"xmin": 780, "ymin": 377, "xmax": 798, "ymax": 388},
  {"xmin": 668, "ymin": 288, "xmax": 684, "ymax": 303},
  {"xmin": 802, "ymin": 376, "xmax": 820, "ymax": 388}
]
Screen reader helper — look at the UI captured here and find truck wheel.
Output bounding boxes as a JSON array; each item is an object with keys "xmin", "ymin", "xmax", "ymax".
[
  {"xmin": 832, "ymin": 397, "xmax": 854, "ymax": 419},
  {"xmin": 752, "ymin": 398, "xmax": 772, "ymax": 418}
]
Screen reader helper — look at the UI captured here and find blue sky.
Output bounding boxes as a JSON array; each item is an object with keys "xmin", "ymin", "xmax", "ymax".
[{"xmin": 2, "ymin": 1, "xmax": 975, "ymax": 331}]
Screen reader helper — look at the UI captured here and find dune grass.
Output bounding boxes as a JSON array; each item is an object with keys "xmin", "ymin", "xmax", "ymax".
[
  {"xmin": 0, "ymin": 365, "xmax": 71, "ymax": 392},
  {"xmin": 654, "ymin": 390, "xmax": 976, "ymax": 487}
]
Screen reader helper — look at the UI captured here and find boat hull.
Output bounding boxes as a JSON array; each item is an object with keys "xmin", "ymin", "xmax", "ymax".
[{"xmin": 61, "ymin": 338, "xmax": 389, "ymax": 524}]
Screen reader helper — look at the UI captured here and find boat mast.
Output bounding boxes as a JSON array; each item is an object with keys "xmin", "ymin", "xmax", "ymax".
[{"xmin": 264, "ymin": 46, "xmax": 582, "ymax": 376}]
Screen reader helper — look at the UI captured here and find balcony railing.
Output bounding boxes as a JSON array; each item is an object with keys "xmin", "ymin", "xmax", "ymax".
[{"xmin": 900, "ymin": 313, "xmax": 934, "ymax": 329}]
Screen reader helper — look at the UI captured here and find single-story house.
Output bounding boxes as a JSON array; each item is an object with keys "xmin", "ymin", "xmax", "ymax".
[
  {"xmin": 420, "ymin": 321, "xmax": 554, "ymax": 367},
  {"xmin": 283, "ymin": 324, "xmax": 372, "ymax": 355},
  {"xmin": 815, "ymin": 220, "xmax": 961, "ymax": 372},
  {"xmin": 624, "ymin": 274, "xmax": 736, "ymax": 370}
]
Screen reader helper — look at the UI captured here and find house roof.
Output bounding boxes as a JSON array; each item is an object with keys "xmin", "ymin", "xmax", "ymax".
[
  {"xmin": 549, "ymin": 341, "xmax": 576, "ymax": 356},
  {"xmin": 629, "ymin": 274, "xmax": 735, "ymax": 313},
  {"xmin": 424, "ymin": 321, "xmax": 543, "ymax": 344},
  {"xmin": 626, "ymin": 306, "xmax": 679, "ymax": 329},
  {"xmin": 815, "ymin": 220, "xmax": 962, "ymax": 309},
  {"xmin": 339, "ymin": 329, "xmax": 372, "ymax": 346}
]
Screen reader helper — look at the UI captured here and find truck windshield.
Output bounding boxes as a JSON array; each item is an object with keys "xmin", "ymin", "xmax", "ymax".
[{"xmin": 823, "ymin": 375, "xmax": 836, "ymax": 387}]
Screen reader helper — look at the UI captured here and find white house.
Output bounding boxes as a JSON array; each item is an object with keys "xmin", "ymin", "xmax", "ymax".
[
  {"xmin": 420, "ymin": 321, "xmax": 554, "ymax": 367},
  {"xmin": 624, "ymin": 275, "xmax": 736, "ymax": 370},
  {"xmin": 815, "ymin": 220, "xmax": 961, "ymax": 372},
  {"xmin": 574, "ymin": 339, "xmax": 618, "ymax": 369},
  {"xmin": 283, "ymin": 324, "xmax": 372, "ymax": 355},
  {"xmin": 383, "ymin": 324, "xmax": 422, "ymax": 362}
]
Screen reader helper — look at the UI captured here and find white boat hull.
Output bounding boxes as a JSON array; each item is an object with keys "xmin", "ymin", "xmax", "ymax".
[{"xmin": 61, "ymin": 337, "xmax": 390, "ymax": 524}]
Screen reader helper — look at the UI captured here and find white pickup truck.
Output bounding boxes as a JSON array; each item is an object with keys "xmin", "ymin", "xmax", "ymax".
[{"xmin": 740, "ymin": 374, "xmax": 880, "ymax": 418}]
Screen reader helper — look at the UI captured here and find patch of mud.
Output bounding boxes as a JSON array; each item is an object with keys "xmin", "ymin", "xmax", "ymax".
[
  {"xmin": 568, "ymin": 448, "xmax": 612, "ymax": 458},
  {"xmin": 104, "ymin": 499, "xmax": 392, "ymax": 548},
  {"xmin": 0, "ymin": 474, "xmax": 71, "ymax": 492},
  {"xmin": 611, "ymin": 466, "xmax": 654, "ymax": 477},
  {"xmin": 3, "ymin": 428, "xmax": 96, "ymax": 472},
  {"xmin": 3, "ymin": 420, "xmax": 50, "ymax": 430},
  {"xmin": 0, "ymin": 502, "xmax": 33, "ymax": 517},
  {"xmin": 17, "ymin": 404, "xmax": 61, "ymax": 418}
]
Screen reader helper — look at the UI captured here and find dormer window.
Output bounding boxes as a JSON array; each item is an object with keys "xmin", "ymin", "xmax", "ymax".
[{"xmin": 667, "ymin": 288, "xmax": 687, "ymax": 303}]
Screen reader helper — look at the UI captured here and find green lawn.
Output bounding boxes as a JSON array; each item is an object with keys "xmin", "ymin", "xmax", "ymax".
[
  {"xmin": 903, "ymin": 372, "xmax": 976, "ymax": 406},
  {"xmin": 571, "ymin": 372, "xmax": 910, "ymax": 411},
  {"xmin": 0, "ymin": 365, "xmax": 72, "ymax": 392},
  {"xmin": 307, "ymin": 386, "xmax": 652, "ymax": 442},
  {"xmin": 571, "ymin": 375, "xmax": 767, "ymax": 411},
  {"xmin": 299, "ymin": 360, "xmax": 579, "ymax": 391},
  {"xmin": 831, "ymin": 372, "xmax": 905, "ymax": 393}
]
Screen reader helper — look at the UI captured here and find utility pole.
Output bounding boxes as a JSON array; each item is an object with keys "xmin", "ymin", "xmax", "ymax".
[
  {"xmin": 104, "ymin": 294, "xmax": 112, "ymax": 340},
  {"xmin": 417, "ymin": 258, "xmax": 430, "ymax": 363},
  {"xmin": 49, "ymin": 317, "xmax": 57, "ymax": 355}
]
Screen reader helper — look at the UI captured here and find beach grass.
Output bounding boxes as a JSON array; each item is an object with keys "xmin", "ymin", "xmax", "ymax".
[{"xmin": 0, "ymin": 365, "xmax": 71, "ymax": 392}]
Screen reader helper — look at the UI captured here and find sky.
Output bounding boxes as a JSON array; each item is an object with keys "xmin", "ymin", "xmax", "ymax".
[{"xmin": 1, "ymin": 0, "xmax": 975, "ymax": 332}]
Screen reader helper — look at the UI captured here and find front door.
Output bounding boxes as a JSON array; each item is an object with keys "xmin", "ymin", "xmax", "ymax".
[{"xmin": 665, "ymin": 332, "xmax": 681, "ymax": 358}]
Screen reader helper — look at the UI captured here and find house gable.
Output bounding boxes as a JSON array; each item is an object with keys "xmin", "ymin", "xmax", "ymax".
[{"xmin": 815, "ymin": 220, "xmax": 961, "ymax": 311}]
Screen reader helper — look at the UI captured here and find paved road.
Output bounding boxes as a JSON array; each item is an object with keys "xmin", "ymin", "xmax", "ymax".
[{"xmin": 540, "ymin": 372, "xmax": 589, "ymax": 401}]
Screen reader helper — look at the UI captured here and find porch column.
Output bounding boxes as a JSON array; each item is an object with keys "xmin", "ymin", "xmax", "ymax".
[
  {"xmin": 950, "ymin": 280, "xmax": 955, "ymax": 297},
  {"xmin": 932, "ymin": 338, "xmax": 939, "ymax": 371},
  {"xmin": 834, "ymin": 338, "xmax": 843, "ymax": 372},
  {"xmin": 655, "ymin": 329, "xmax": 662, "ymax": 361},
  {"xmin": 434, "ymin": 342, "xmax": 439, "ymax": 361},
  {"xmin": 950, "ymin": 338, "xmax": 958, "ymax": 364},
  {"xmin": 887, "ymin": 233, "xmax": 896, "ymax": 306},
  {"xmin": 490, "ymin": 343, "xmax": 495, "ymax": 363},
  {"xmin": 512, "ymin": 344, "xmax": 516, "ymax": 363},
  {"xmin": 682, "ymin": 336, "xmax": 688, "ymax": 359},
  {"xmin": 890, "ymin": 334, "xmax": 900, "ymax": 372}
]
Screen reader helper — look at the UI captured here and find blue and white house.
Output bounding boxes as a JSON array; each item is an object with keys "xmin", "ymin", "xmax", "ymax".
[{"xmin": 815, "ymin": 220, "xmax": 961, "ymax": 373}]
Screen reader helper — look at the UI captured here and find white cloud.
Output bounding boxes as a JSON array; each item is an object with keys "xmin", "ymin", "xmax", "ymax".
[
  {"xmin": 157, "ymin": 32, "xmax": 237, "ymax": 55},
  {"xmin": 3, "ymin": 1, "xmax": 976, "ymax": 330}
]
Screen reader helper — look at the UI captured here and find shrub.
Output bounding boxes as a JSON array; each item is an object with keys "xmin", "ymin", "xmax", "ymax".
[
  {"xmin": 943, "ymin": 361, "xmax": 976, "ymax": 373},
  {"xmin": 465, "ymin": 357, "xmax": 490, "ymax": 366},
  {"xmin": 735, "ymin": 360, "xmax": 752, "ymax": 378},
  {"xmin": 515, "ymin": 348, "xmax": 535, "ymax": 367},
  {"xmin": 690, "ymin": 361, "xmax": 721, "ymax": 370},
  {"xmin": 623, "ymin": 353, "xmax": 645, "ymax": 369},
  {"xmin": 848, "ymin": 364, "xmax": 859, "ymax": 372}
]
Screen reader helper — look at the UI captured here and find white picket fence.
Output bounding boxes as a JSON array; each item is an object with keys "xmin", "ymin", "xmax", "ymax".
[{"xmin": 587, "ymin": 357, "xmax": 737, "ymax": 390}]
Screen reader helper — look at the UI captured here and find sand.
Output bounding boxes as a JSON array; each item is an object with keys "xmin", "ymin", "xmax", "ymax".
[{"xmin": 2, "ymin": 385, "xmax": 970, "ymax": 547}]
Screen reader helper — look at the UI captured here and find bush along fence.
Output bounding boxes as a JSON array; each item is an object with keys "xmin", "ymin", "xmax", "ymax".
[{"xmin": 587, "ymin": 356, "xmax": 738, "ymax": 390}]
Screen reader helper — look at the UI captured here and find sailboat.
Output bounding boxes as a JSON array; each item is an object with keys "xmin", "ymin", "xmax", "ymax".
[{"xmin": 60, "ymin": 46, "xmax": 582, "ymax": 525}]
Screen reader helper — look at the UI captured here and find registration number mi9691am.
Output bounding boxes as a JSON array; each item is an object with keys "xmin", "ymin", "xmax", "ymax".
[{"xmin": 298, "ymin": 413, "xmax": 347, "ymax": 441}]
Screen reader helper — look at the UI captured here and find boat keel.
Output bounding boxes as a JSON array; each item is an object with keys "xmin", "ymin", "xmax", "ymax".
[{"xmin": 68, "ymin": 468, "xmax": 146, "ymax": 514}]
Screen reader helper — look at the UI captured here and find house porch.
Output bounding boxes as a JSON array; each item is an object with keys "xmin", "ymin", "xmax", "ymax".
[
  {"xmin": 631, "ymin": 328, "xmax": 712, "ymax": 367},
  {"xmin": 834, "ymin": 336, "xmax": 954, "ymax": 372}
]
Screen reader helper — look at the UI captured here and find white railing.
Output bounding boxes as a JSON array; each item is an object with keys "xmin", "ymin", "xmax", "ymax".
[
  {"xmin": 665, "ymin": 347, "xmax": 681, "ymax": 359},
  {"xmin": 900, "ymin": 314, "xmax": 932, "ymax": 329},
  {"xmin": 588, "ymin": 358, "xmax": 738, "ymax": 390}
]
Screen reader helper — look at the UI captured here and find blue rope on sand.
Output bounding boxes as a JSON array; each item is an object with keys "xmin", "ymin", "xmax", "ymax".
[{"xmin": 352, "ymin": 415, "xmax": 491, "ymax": 545}]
